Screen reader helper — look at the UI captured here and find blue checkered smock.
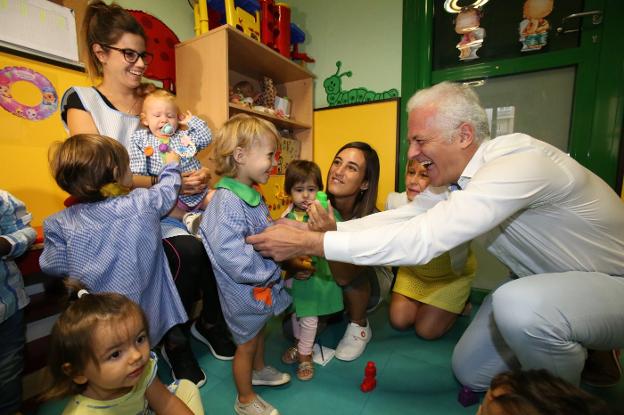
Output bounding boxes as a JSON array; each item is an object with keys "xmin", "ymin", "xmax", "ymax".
[
  {"xmin": 39, "ymin": 164, "xmax": 188, "ymax": 345},
  {"xmin": 129, "ymin": 116, "xmax": 212, "ymax": 208},
  {"xmin": 200, "ymin": 182, "xmax": 291, "ymax": 344}
]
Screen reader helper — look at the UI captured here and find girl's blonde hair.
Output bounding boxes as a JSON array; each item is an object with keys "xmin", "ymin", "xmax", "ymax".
[
  {"xmin": 212, "ymin": 114, "xmax": 280, "ymax": 177},
  {"xmin": 49, "ymin": 134, "xmax": 130, "ymax": 202},
  {"xmin": 41, "ymin": 280, "xmax": 149, "ymax": 401}
]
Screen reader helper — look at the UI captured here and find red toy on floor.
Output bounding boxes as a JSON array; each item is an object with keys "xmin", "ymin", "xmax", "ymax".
[{"xmin": 360, "ymin": 361, "xmax": 377, "ymax": 392}]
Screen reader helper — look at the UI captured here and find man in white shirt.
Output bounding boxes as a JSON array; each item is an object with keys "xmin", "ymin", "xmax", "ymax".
[{"xmin": 248, "ymin": 82, "xmax": 624, "ymax": 390}]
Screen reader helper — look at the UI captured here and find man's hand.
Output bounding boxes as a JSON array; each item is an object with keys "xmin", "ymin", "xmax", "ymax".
[{"xmin": 246, "ymin": 224, "xmax": 324, "ymax": 261}]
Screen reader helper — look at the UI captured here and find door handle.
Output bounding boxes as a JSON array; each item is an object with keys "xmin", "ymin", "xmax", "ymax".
[{"xmin": 556, "ymin": 10, "xmax": 603, "ymax": 34}]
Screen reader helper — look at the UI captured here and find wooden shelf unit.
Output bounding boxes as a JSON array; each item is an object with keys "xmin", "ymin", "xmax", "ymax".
[{"xmin": 175, "ymin": 25, "xmax": 314, "ymax": 166}]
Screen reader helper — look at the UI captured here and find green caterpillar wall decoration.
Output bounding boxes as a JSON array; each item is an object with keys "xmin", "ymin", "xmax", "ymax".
[{"xmin": 323, "ymin": 61, "xmax": 399, "ymax": 107}]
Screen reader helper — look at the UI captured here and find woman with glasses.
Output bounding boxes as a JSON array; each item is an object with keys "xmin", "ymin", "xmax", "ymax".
[{"xmin": 59, "ymin": 0, "xmax": 235, "ymax": 388}]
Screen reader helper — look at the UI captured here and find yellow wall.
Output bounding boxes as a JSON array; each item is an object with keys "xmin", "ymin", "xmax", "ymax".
[
  {"xmin": 313, "ymin": 100, "xmax": 399, "ymax": 210},
  {"xmin": 0, "ymin": 52, "xmax": 90, "ymax": 226}
]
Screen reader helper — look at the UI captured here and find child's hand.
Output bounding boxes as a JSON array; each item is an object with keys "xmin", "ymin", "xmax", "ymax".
[
  {"xmin": 307, "ymin": 201, "xmax": 337, "ymax": 232},
  {"xmin": 179, "ymin": 110, "xmax": 193, "ymax": 126},
  {"xmin": 282, "ymin": 256, "xmax": 316, "ymax": 279},
  {"xmin": 165, "ymin": 151, "xmax": 180, "ymax": 164}
]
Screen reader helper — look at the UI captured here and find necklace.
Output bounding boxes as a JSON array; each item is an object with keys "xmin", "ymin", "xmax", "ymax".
[{"xmin": 125, "ymin": 93, "xmax": 139, "ymax": 115}]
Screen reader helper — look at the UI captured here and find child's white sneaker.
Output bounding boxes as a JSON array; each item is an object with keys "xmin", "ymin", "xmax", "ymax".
[
  {"xmin": 234, "ymin": 394, "xmax": 279, "ymax": 415},
  {"xmin": 335, "ymin": 321, "xmax": 371, "ymax": 361},
  {"xmin": 251, "ymin": 366, "xmax": 291, "ymax": 386}
]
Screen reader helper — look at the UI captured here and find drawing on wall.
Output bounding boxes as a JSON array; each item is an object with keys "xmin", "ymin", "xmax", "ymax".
[
  {"xmin": 323, "ymin": 61, "xmax": 398, "ymax": 107},
  {"xmin": 519, "ymin": 0, "xmax": 554, "ymax": 52},
  {"xmin": 444, "ymin": 0, "xmax": 488, "ymax": 61},
  {"xmin": 0, "ymin": 66, "xmax": 58, "ymax": 120},
  {"xmin": 454, "ymin": 7, "xmax": 486, "ymax": 61}
]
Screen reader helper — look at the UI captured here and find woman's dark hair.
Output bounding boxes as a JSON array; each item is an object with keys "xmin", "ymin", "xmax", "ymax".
[
  {"xmin": 83, "ymin": 0, "xmax": 146, "ymax": 78},
  {"xmin": 284, "ymin": 160, "xmax": 323, "ymax": 194},
  {"xmin": 488, "ymin": 370, "xmax": 614, "ymax": 415},
  {"xmin": 327, "ymin": 141, "xmax": 380, "ymax": 219}
]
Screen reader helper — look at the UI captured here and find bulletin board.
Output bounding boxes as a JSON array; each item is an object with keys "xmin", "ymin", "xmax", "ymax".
[
  {"xmin": 313, "ymin": 99, "xmax": 400, "ymax": 211},
  {"xmin": 0, "ymin": 51, "xmax": 90, "ymax": 226}
]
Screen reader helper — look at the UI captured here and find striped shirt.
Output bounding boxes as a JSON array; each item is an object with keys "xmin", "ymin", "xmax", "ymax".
[
  {"xmin": 0, "ymin": 190, "xmax": 36, "ymax": 323},
  {"xmin": 60, "ymin": 87, "xmax": 140, "ymax": 150},
  {"xmin": 129, "ymin": 116, "xmax": 212, "ymax": 208},
  {"xmin": 39, "ymin": 164, "xmax": 188, "ymax": 344},
  {"xmin": 200, "ymin": 180, "xmax": 291, "ymax": 344}
]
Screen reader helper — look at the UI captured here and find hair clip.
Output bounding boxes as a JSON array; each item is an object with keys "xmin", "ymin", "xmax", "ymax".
[{"xmin": 77, "ymin": 289, "xmax": 89, "ymax": 298}]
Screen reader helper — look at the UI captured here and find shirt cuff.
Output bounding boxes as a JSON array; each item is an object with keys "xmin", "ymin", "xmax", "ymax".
[{"xmin": 323, "ymin": 231, "xmax": 353, "ymax": 263}]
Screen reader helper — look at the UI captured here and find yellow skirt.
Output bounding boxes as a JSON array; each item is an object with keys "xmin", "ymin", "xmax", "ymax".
[{"xmin": 393, "ymin": 250, "xmax": 477, "ymax": 314}]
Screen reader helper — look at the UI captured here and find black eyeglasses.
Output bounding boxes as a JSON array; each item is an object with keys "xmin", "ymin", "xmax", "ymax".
[{"xmin": 102, "ymin": 45, "xmax": 153, "ymax": 65}]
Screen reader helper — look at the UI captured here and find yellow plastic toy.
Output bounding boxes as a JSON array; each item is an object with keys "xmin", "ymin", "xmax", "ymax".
[{"xmin": 224, "ymin": 0, "xmax": 261, "ymax": 41}]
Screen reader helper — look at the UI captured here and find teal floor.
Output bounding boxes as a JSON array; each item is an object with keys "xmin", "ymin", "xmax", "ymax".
[
  {"xmin": 184, "ymin": 303, "xmax": 479, "ymax": 415},
  {"xmin": 37, "ymin": 300, "xmax": 624, "ymax": 414}
]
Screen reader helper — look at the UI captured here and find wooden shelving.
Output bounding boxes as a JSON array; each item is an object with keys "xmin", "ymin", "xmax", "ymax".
[{"xmin": 175, "ymin": 25, "xmax": 314, "ymax": 165}]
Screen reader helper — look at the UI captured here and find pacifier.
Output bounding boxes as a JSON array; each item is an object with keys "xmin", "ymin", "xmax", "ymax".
[{"xmin": 160, "ymin": 123, "xmax": 175, "ymax": 136}]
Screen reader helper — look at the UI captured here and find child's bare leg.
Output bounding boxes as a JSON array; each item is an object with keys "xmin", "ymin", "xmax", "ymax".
[
  {"xmin": 413, "ymin": 303, "xmax": 460, "ymax": 340},
  {"xmin": 389, "ymin": 292, "xmax": 421, "ymax": 330},
  {"xmin": 233, "ymin": 335, "xmax": 259, "ymax": 403},
  {"xmin": 252, "ymin": 327, "xmax": 266, "ymax": 371}
]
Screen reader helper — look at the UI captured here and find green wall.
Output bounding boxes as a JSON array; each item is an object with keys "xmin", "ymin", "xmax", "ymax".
[{"xmin": 288, "ymin": 0, "xmax": 403, "ymax": 108}]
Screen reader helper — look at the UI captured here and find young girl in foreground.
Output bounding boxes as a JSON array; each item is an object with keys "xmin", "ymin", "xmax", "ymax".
[
  {"xmin": 41, "ymin": 281, "xmax": 203, "ymax": 414},
  {"xmin": 199, "ymin": 114, "xmax": 291, "ymax": 415},
  {"xmin": 385, "ymin": 159, "xmax": 476, "ymax": 339},
  {"xmin": 280, "ymin": 160, "xmax": 343, "ymax": 381}
]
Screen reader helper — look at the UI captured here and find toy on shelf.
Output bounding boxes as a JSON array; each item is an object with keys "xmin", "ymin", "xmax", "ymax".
[
  {"xmin": 259, "ymin": 0, "xmax": 279, "ymax": 51},
  {"xmin": 230, "ymin": 80, "xmax": 260, "ymax": 107},
  {"xmin": 273, "ymin": 95, "xmax": 290, "ymax": 118},
  {"xmin": 290, "ymin": 23, "xmax": 315, "ymax": 63},
  {"xmin": 274, "ymin": 3, "xmax": 291, "ymax": 58},
  {"xmin": 258, "ymin": 76, "xmax": 276, "ymax": 108},
  {"xmin": 224, "ymin": 0, "xmax": 261, "ymax": 40},
  {"xmin": 360, "ymin": 361, "xmax": 377, "ymax": 392}
]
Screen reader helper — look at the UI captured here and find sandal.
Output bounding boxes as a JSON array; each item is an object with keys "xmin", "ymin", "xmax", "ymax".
[
  {"xmin": 281, "ymin": 345, "xmax": 298, "ymax": 365},
  {"xmin": 297, "ymin": 359, "xmax": 314, "ymax": 381}
]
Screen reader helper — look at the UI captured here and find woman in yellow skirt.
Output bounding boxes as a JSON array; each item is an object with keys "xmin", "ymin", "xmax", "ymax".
[{"xmin": 385, "ymin": 160, "xmax": 476, "ymax": 339}]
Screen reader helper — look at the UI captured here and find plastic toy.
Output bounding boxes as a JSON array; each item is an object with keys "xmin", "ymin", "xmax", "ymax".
[
  {"xmin": 360, "ymin": 361, "xmax": 377, "ymax": 392},
  {"xmin": 458, "ymin": 386, "xmax": 480, "ymax": 407},
  {"xmin": 224, "ymin": 0, "xmax": 261, "ymax": 40},
  {"xmin": 0, "ymin": 66, "xmax": 57, "ymax": 121},
  {"xmin": 274, "ymin": 3, "xmax": 291, "ymax": 58},
  {"xmin": 290, "ymin": 23, "xmax": 315, "ymax": 63},
  {"xmin": 316, "ymin": 191, "xmax": 328, "ymax": 210},
  {"xmin": 259, "ymin": 0, "xmax": 279, "ymax": 51},
  {"xmin": 230, "ymin": 80, "xmax": 260, "ymax": 106}
]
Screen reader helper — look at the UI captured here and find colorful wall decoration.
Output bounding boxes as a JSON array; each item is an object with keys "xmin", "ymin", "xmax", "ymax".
[
  {"xmin": 323, "ymin": 61, "xmax": 398, "ymax": 107},
  {"xmin": 0, "ymin": 51, "xmax": 90, "ymax": 226},
  {"xmin": 0, "ymin": 66, "xmax": 58, "ymax": 120}
]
